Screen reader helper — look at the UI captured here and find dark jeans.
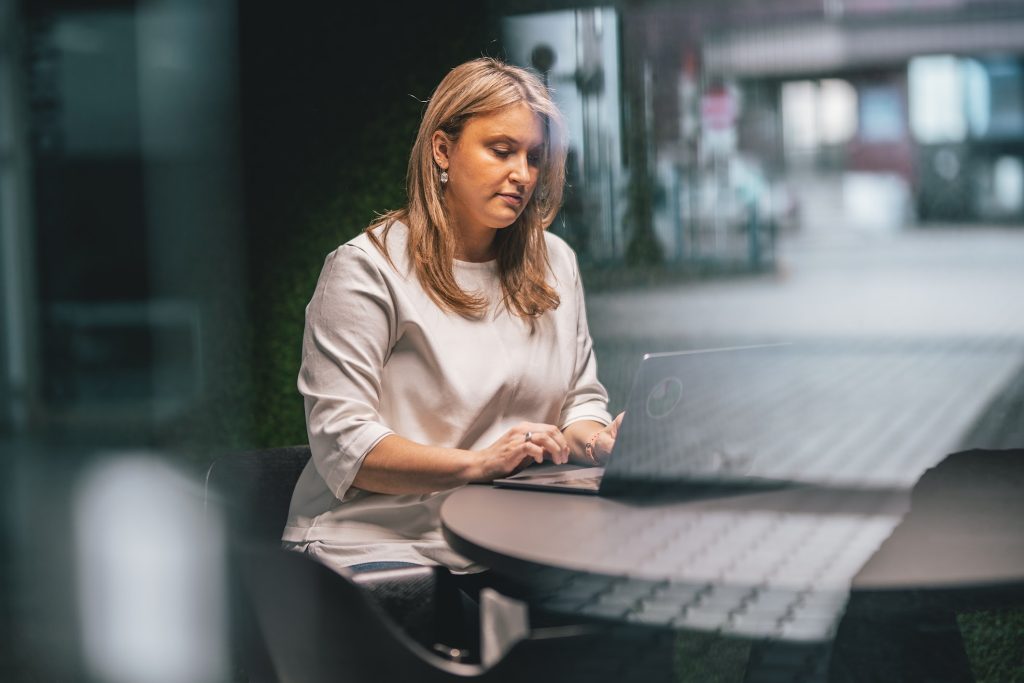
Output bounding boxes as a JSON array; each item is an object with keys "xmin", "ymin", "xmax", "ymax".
[{"xmin": 348, "ymin": 561, "xmax": 421, "ymax": 573}]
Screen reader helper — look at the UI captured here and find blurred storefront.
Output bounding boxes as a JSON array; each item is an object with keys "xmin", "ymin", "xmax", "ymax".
[
  {"xmin": 501, "ymin": 0, "xmax": 1024, "ymax": 268},
  {"xmin": 503, "ymin": 7, "xmax": 627, "ymax": 263}
]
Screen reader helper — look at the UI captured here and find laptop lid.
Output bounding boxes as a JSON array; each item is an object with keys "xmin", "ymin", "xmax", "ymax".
[{"xmin": 596, "ymin": 344, "xmax": 796, "ymax": 495}]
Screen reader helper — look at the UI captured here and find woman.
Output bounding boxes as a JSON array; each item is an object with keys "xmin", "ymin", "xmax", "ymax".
[{"xmin": 283, "ymin": 57, "xmax": 623, "ymax": 575}]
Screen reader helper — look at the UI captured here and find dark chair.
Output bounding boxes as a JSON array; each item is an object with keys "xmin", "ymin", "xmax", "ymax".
[
  {"xmin": 238, "ymin": 543, "xmax": 522, "ymax": 682},
  {"xmin": 204, "ymin": 445, "xmax": 312, "ymax": 542},
  {"xmin": 237, "ymin": 542, "xmax": 668, "ymax": 683},
  {"xmin": 204, "ymin": 446, "xmax": 470, "ymax": 681}
]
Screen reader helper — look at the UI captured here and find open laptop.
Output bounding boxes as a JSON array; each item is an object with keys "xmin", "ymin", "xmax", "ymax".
[{"xmin": 493, "ymin": 344, "xmax": 795, "ymax": 496}]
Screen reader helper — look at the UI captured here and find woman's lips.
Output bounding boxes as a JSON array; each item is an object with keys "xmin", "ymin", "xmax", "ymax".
[{"xmin": 498, "ymin": 193, "xmax": 523, "ymax": 207}]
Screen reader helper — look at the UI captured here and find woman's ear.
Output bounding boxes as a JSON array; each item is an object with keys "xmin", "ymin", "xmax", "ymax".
[{"xmin": 431, "ymin": 130, "xmax": 451, "ymax": 170}]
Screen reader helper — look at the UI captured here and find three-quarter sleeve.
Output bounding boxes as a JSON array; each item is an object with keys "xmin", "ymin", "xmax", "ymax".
[
  {"xmin": 558, "ymin": 252, "xmax": 613, "ymax": 429},
  {"xmin": 298, "ymin": 245, "xmax": 396, "ymax": 500}
]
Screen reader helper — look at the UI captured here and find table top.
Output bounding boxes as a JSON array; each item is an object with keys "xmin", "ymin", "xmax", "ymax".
[{"xmin": 442, "ymin": 449, "xmax": 1024, "ymax": 642}]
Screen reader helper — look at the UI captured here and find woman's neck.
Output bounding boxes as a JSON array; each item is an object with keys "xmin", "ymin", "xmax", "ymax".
[{"xmin": 454, "ymin": 227, "xmax": 497, "ymax": 263}]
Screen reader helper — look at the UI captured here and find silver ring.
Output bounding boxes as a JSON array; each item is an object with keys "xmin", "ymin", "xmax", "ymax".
[{"xmin": 524, "ymin": 431, "xmax": 533, "ymax": 443}]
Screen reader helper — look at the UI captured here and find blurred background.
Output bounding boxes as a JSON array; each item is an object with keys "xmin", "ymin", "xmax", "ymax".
[{"xmin": 1, "ymin": 0, "xmax": 1022, "ymax": 680}]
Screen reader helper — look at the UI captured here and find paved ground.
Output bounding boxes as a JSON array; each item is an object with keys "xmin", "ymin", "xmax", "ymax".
[{"xmin": 585, "ymin": 224, "xmax": 1024, "ymax": 458}]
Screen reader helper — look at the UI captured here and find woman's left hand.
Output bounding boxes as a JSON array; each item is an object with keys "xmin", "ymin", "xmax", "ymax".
[{"xmin": 589, "ymin": 412, "xmax": 624, "ymax": 465}]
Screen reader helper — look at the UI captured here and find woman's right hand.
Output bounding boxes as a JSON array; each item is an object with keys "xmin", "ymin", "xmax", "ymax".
[{"xmin": 468, "ymin": 422, "xmax": 570, "ymax": 482}]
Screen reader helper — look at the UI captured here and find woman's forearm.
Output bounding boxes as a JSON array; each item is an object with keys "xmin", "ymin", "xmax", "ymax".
[
  {"xmin": 352, "ymin": 419, "xmax": 608, "ymax": 495},
  {"xmin": 350, "ymin": 419, "xmax": 581, "ymax": 493},
  {"xmin": 352, "ymin": 434, "xmax": 478, "ymax": 495}
]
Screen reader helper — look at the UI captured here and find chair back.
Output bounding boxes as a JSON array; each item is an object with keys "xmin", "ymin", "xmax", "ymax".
[
  {"xmin": 205, "ymin": 445, "xmax": 310, "ymax": 542},
  {"xmin": 203, "ymin": 446, "xmax": 311, "ymax": 682}
]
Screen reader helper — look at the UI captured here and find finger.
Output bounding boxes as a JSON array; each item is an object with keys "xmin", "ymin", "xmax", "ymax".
[
  {"xmin": 550, "ymin": 428, "xmax": 571, "ymax": 459},
  {"xmin": 553, "ymin": 430, "xmax": 571, "ymax": 464},
  {"xmin": 512, "ymin": 455, "xmax": 533, "ymax": 474},
  {"xmin": 533, "ymin": 432, "xmax": 568, "ymax": 464},
  {"xmin": 609, "ymin": 412, "xmax": 624, "ymax": 437},
  {"xmin": 522, "ymin": 441, "xmax": 544, "ymax": 465},
  {"xmin": 524, "ymin": 424, "xmax": 570, "ymax": 462},
  {"xmin": 545, "ymin": 425, "xmax": 571, "ymax": 460}
]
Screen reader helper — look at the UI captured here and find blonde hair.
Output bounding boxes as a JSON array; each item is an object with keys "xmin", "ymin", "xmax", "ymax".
[{"xmin": 367, "ymin": 57, "xmax": 567, "ymax": 319}]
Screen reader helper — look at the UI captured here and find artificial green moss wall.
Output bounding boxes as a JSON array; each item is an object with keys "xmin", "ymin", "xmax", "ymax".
[{"xmin": 249, "ymin": 136, "xmax": 413, "ymax": 450}]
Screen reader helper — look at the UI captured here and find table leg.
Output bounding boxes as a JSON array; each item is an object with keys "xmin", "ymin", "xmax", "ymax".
[
  {"xmin": 744, "ymin": 640, "xmax": 833, "ymax": 683},
  {"xmin": 828, "ymin": 594, "xmax": 974, "ymax": 683}
]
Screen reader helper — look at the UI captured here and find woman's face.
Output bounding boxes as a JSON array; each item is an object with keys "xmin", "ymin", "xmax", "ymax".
[{"xmin": 433, "ymin": 102, "xmax": 545, "ymax": 239}]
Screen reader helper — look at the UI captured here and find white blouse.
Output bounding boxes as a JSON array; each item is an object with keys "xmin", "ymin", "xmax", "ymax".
[{"xmin": 283, "ymin": 221, "xmax": 612, "ymax": 570}]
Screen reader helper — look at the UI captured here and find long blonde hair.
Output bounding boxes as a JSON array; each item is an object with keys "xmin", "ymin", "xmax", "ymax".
[{"xmin": 367, "ymin": 57, "xmax": 567, "ymax": 319}]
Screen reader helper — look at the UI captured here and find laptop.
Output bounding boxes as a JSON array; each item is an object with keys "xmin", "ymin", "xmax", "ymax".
[{"xmin": 493, "ymin": 344, "xmax": 795, "ymax": 496}]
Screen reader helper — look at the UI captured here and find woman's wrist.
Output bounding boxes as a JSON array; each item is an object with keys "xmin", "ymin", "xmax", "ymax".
[
  {"xmin": 583, "ymin": 430, "xmax": 602, "ymax": 465},
  {"xmin": 455, "ymin": 448, "xmax": 486, "ymax": 485},
  {"xmin": 561, "ymin": 420, "xmax": 611, "ymax": 466}
]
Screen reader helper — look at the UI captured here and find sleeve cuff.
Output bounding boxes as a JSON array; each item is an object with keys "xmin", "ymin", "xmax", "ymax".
[
  {"xmin": 560, "ymin": 407, "xmax": 613, "ymax": 431},
  {"xmin": 318, "ymin": 423, "xmax": 395, "ymax": 500}
]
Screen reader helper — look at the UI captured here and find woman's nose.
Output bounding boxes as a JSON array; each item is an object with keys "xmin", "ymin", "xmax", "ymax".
[{"xmin": 508, "ymin": 154, "xmax": 530, "ymax": 185}]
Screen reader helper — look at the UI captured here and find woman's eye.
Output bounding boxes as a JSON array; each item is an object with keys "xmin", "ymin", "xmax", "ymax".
[
  {"xmin": 528, "ymin": 153, "xmax": 541, "ymax": 165},
  {"xmin": 492, "ymin": 148, "xmax": 511, "ymax": 158}
]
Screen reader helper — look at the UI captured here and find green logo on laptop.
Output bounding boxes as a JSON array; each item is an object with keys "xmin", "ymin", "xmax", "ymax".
[{"xmin": 646, "ymin": 378, "xmax": 683, "ymax": 419}]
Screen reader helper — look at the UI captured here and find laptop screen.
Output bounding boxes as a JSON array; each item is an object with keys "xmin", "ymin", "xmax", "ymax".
[{"xmin": 604, "ymin": 344, "xmax": 886, "ymax": 489}]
